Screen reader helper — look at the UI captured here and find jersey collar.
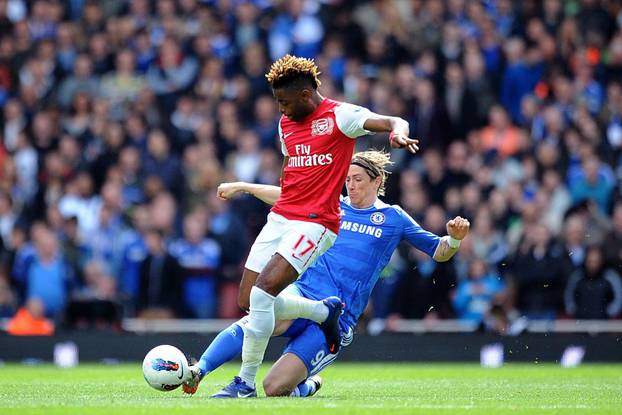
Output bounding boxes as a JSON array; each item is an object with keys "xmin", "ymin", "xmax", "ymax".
[{"xmin": 342, "ymin": 196, "xmax": 388, "ymax": 211}]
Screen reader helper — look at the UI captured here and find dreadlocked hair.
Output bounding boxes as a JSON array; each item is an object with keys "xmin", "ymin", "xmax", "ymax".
[
  {"xmin": 351, "ymin": 150, "xmax": 394, "ymax": 196},
  {"xmin": 265, "ymin": 54, "xmax": 322, "ymax": 89}
]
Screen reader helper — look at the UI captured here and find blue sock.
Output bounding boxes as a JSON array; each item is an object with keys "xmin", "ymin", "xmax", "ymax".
[{"xmin": 197, "ymin": 323, "xmax": 244, "ymax": 377}]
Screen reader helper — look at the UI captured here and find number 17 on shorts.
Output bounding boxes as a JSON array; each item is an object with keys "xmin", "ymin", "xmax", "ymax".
[
  {"xmin": 277, "ymin": 220, "xmax": 336, "ymax": 274},
  {"xmin": 291, "ymin": 234, "xmax": 316, "ymax": 261}
]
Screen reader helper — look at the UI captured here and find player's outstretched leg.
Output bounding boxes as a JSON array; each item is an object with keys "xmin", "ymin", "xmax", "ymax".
[
  {"xmin": 319, "ymin": 296, "xmax": 344, "ymax": 354},
  {"xmin": 290, "ymin": 375, "xmax": 322, "ymax": 397},
  {"xmin": 183, "ymin": 321, "xmax": 246, "ymax": 395}
]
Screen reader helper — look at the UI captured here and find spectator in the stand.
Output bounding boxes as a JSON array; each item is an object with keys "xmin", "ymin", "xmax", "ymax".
[
  {"xmin": 87, "ymin": 32, "xmax": 113, "ymax": 75},
  {"xmin": 169, "ymin": 95, "xmax": 201, "ymax": 152},
  {"xmin": 412, "ymin": 76, "xmax": 451, "ymax": 151},
  {"xmin": 562, "ymin": 214, "xmax": 589, "ymax": 271},
  {"xmin": 509, "ymin": 223, "xmax": 566, "ymax": 320},
  {"xmin": 137, "ymin": 228, "xmax": 182, "ymax": 318},
  {"xmin": 118, "ymin": 205, "xmax": 149, "ymax": 302},
  {"xmin": 226, "ymin": 129, "xmax": 262, "ymax": 183},
  {"xmin": 479, "ymin": 105, "xmax": 524, "ymax": 159},
  {"xmin": 147, "ymin": 36, "xmax": 198, "ymax": 113},
  {"xmin": 73, "ymin": 259, "xmax": 117, "ymax": 301},
  {"xmin": 169, "ymin": 211, "xmax": 221, "ymax": 318},
  {"xmin": 444, "ymin": 61, "xmax": 478, "ymax": 140},
  {"xmin": 62, "ymin": 92, "xmax": 92, "ymax": 138},
  {"xmin": 470, "ymin": 206, "xmax": 508, "ymax": 268},
  {"xmin": 84, "ymin": 183, "xmax": 126, "ymax": 277},
  {"xmin": 56, "ymin": 53, "xmax": 98, "ymax": 109},
  {"xmin": 117, "ymin": 146, "xmax": 144, "ymax": 206},
  {"xmin": 565, "ymin": 245, "xmax": 622, "ymax": 319},
  {"xmin": 142, "ymin": 129, "xmax": 184, "ymax": 199},
  {"xmin": 99, "ymin": 48, "xmax": 145, "ymax": 120},
  {"xmin": 500, "ymin": 37, "xmax": 542, "ymax": 122},
  {"xmin": 569, "ymin": 154, "xmax": 615, "ymax": 214},
  {"xmin": 124, "ymin": 112, "xmax": 149, "ymax": 154},
  {"xmin": 452, "ymin": 258, "xmax": 505, "ymax": 324},
  {"xmin": 23, "ymin": 228, "xmax": 72, "ymax": 318},
  {"xmin": 2, "ymin": 99, "xmax": 27, "ymax": 152},
  {"xmin": 58, "ymin": 171, "xmax": 101, "ymax": 238},
  {"xmin": 420, "ymin": 149, "xmax": 448, "ymax": 206},
  {"xmin": 59, "ymin": 215, "xmax": 87, "ymax": 285}
]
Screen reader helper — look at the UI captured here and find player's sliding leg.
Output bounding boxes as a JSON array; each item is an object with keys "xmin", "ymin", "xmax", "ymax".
[
  {"xmin": 183, "ymin": 267, "xmax": 259, "ymax": 395},
  {"xmin": 263, "ymin": 321, "xmax": 338, "ymax": 397},
  {"xmin": 183, "ymin": 318, "xmax": 295, "ymax": 395}
]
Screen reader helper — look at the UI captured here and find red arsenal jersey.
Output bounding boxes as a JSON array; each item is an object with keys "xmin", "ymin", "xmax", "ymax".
[{"xmin": 271, "ymin": 98, "xmax": 374, "ymax": 234}]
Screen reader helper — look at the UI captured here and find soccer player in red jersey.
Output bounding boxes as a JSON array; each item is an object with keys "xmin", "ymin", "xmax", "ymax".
[{"xmin": 208, "ymin": 55, "xmax": 419, "ymax": 398}]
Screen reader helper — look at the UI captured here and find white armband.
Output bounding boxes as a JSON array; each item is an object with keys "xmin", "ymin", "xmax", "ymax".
[{"xmin": 448, "ymin": 236, "xmax": 461, "ymax": 249}]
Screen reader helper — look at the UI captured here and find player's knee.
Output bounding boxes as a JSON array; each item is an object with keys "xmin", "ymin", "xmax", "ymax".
[{"xmin": 263, "ymin": 377, "xmax": 292, "ymax": 397}]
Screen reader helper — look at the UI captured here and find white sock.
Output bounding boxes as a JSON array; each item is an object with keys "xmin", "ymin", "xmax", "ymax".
[
  {"xmin": 239, "ymin": 287, "xmax": 275, "ymax": 388},
  {"xmin": 274, "ymin": 292, "xmax": 329, "ymax": 323}
]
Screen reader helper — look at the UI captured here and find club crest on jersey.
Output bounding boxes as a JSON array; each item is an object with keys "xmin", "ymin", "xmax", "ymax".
[
  {"xmin": 311, "ymin": 117, "xmax": 334, "ymax": 136},
  {"xmin": 370, "ymin": 212, "xmax": 385, "ymax": 225}
]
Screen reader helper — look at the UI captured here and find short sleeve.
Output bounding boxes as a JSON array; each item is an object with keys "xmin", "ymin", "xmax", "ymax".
[
  {"xmin": 278, "ymin": 120, "xmax": 288, "ymax": 156},
  {"xmin": 334, "ymin": 103, "xmax": 376, "ymax": 138},
  {"xmin": 396, "ymin": 207, "xmax": 441, "ymax": 257}
]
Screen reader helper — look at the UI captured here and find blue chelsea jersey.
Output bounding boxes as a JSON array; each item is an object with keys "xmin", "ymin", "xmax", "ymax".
[{"xmin": 294, "ymin": 197, "xmax": 441, "ymax": 329}]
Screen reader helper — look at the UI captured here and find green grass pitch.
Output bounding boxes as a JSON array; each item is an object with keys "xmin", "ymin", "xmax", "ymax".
[{"xmin": 0, "ymin": 363, "xmax": 620, "ymax": 414}]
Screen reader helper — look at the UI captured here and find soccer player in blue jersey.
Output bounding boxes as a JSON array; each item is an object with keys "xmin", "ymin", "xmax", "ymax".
[{"xmin": 182, "ymin": 150, "xmax": 470, "ymax": 398}]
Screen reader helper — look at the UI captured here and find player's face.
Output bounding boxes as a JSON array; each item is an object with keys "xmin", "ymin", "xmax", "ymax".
[
  {"xmin": 273, "ymin": 87, "xmax": 313, "ymax": 121},
  {"xmin": 346, "ymin": 165, "xmax": 380, "ymax": 208}
]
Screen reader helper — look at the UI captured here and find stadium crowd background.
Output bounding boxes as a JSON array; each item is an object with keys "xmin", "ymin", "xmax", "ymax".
[{"xmin": 0, "ymin": 0, "xmax": 621, "ymax": 335}]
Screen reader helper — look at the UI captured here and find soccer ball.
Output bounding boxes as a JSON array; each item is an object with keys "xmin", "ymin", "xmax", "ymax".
[{"xmin": 142, "ymin": 345, "xmax": 189, "ymax": 391}]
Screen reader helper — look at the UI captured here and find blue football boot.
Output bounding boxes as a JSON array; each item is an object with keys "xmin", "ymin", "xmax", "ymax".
[
  {"xmin": 211, "ymin": 376, "xmax": 257, "ymax": 398},
  {"xmin": 319, "ymin": 296, "xmax": 344, "ymax": 354}
]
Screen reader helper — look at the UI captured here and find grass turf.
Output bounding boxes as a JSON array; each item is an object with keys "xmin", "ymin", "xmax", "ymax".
[{"xmin": 0, "ymin": 363, "xmax": 620, "ymax": 415}]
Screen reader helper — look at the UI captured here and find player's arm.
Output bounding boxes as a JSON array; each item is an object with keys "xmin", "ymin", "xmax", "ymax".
[
  {"xmin": 217, "ymin": 182, "xmax": 281, "ymax": 206},
  {"xmin": 335, "ymin": 104, "xmax": 418, "ymax": 153},
  {"xmin": 399, "ymin": 208, "xmax": 469, "ymax": 262},
  {"xmin": 432, "ymin": 216, "xmax": 470, "ymax": 262},
  {"xmin": 363, "ymin": 116, "xmax": 419, "ymax": 154}
]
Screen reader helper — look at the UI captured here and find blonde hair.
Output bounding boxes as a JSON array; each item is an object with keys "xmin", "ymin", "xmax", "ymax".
[
  {"xmin": 351, "ymin": 150, "xmax": 393, "ymax": 196},
  {"xmin": 265, "ymin": 54, "xmax": 321, "ymax": 89}
]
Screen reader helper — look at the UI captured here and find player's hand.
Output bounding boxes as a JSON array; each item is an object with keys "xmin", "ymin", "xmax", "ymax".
[
  {"xmin": 446, "ymin": 216, "xmax": 470, "ymax": 241},
  {"xmin": 390, "ymin": 132, "xmax": 419, "ymax": 154},
  {"xmin": 217, "ymin": 182, "xmax": 243, "ymax": 200}
]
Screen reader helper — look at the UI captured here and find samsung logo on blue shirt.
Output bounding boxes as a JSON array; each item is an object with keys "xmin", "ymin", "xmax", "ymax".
[{"xmin": 340, "ymin": 220, "xmax": 383, "ymax": 238}]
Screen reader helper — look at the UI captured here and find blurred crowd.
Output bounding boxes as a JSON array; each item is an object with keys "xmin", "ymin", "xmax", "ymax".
[{"xmin": 1, "ymin": 0, "xmax": 622, "ymax": 335}]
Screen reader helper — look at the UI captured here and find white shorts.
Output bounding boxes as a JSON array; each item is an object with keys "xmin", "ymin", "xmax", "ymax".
[{"xmin": 245, "ymin": 212, "xmax": 337, "ymax": 275}]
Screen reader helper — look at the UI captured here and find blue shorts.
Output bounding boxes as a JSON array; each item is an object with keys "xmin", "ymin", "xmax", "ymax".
[{"xmin": 281, "ymin": 318, "xmax": 339, "ymax": 376}]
